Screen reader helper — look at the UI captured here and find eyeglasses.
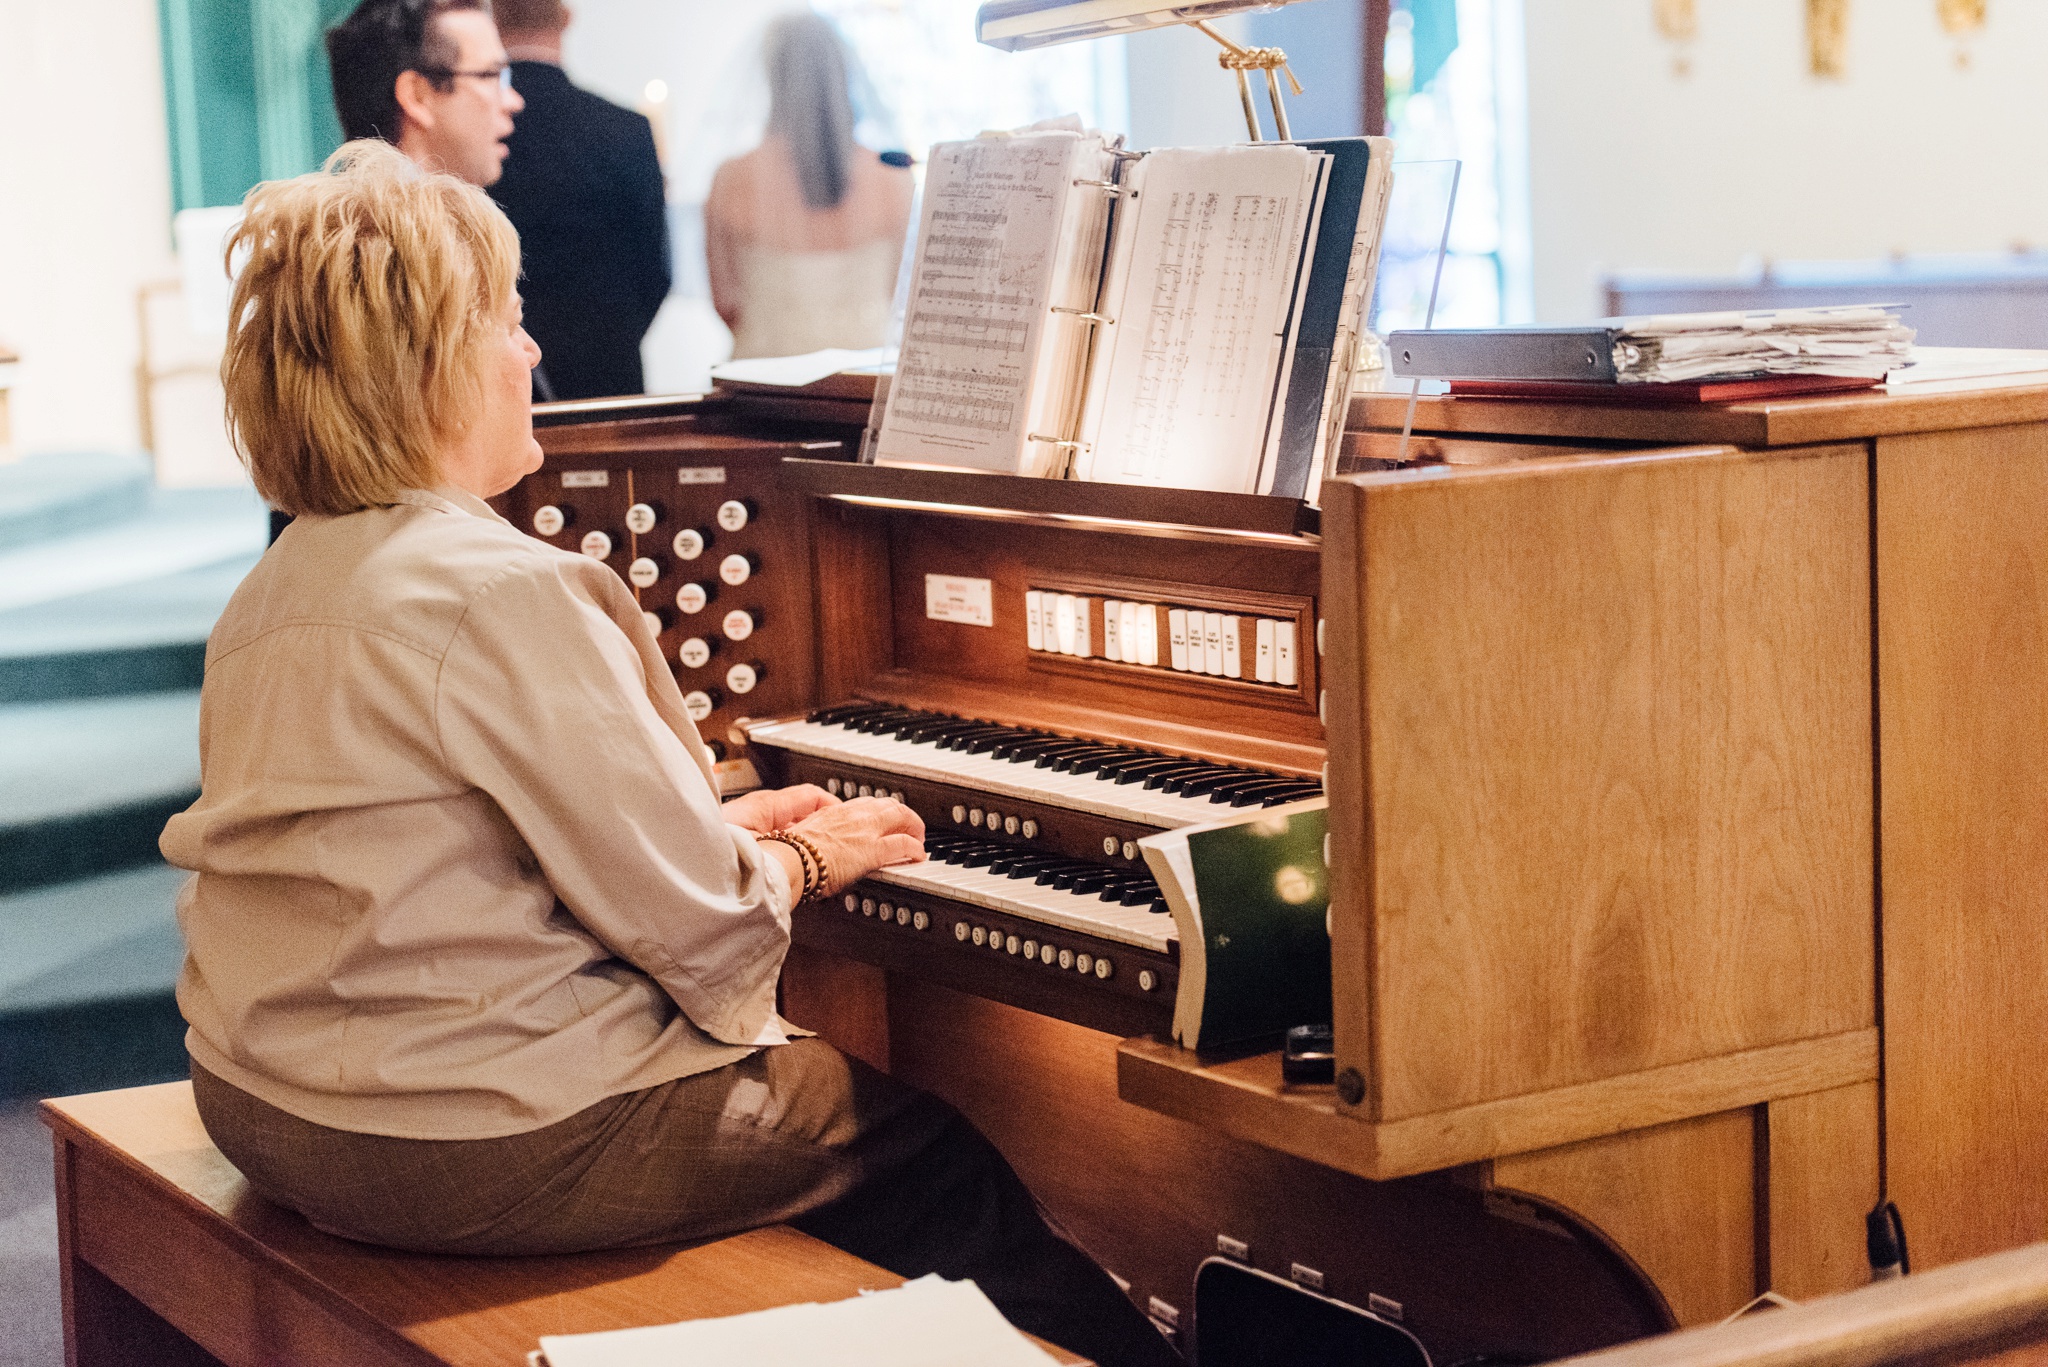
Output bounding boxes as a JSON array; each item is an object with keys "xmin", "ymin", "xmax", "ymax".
[{"xmin": 419, "ymin": 64, "xmax": 513, "ymax": 93}]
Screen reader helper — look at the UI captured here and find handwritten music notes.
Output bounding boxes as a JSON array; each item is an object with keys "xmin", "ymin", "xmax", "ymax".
[
  {"xmin": 1077, "ymin": 146, "xmax": 1323, "ymax": 493},
  {"xmin": 875, "ymin": 132, "xmax": 1111, "ymax": 473}
]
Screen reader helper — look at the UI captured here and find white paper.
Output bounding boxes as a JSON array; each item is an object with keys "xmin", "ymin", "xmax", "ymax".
[
  {"xmin": 924, "ymin": 574, "xmax": 994, "ymax": 627},
  {"xmin": 1077, "ymin": 145, "xmax": 1323, "ymax": 492},
  {"xmin": 875, "ymin": 133, "xmax": 1109, "ymax": 473},
  {"xmin": 709, "ymin": 347, "xmax": 890, "ymax": 388},
  {"xmin": 1883, "ymin": 346, "xmax": 2048, "ymax": 386},
  {"xmin": 536, "ymin": 1275, "xmax": 1058, "ymax": 1367}
]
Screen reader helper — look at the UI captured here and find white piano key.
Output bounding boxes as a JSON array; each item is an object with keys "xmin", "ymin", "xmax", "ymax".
[
  {"xmin": 1103, "ymin": 600, "xmax": 1121, "ymax": 661},
  {"xmin": 1276, "ymin": 620, "xmax": 1298, "ymax": 686},
  {"xmin": 1168, "ymin": 609, "xmax": 1189, "ymax": 671},
  {"xmin": 1137, "ymin": 605, "xmax": 1160, "ymax": 666},
  {"xmin": 1026, "ymin": 591, "xmax": 1044, "ymax": 651},
  {"xmin": 1075, "ymin": 598, "xmax": 1091, "ymax": 658},
  {"xmin": 1222, "ymin": 616, "xmax": 1242, "ymax": 678},
  {"xmin": 744, "ymin": 719, "xmax": 1244, "ymax": 827},
  {"xmin": 1202, "ymin": 612, "xmax": 1225, "ymax": 676},
  {"xmin": 867, "ymin": 860, "xmax": 1175, "ymax": 953},
  {"xmin": 1119, "ymin": 602, "xmax": 1141, "ymax": 663},
  {"xmin": 1055, "ymin": 595, "xmax": 1078, "ymax": 655},
  {"xmin": 1255, "ymin": 619, "xmax": 1276, "ymax": 683}
]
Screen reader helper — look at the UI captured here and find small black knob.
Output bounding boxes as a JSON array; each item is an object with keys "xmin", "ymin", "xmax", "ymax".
[{"xmin": 1336, "ymin": 1068, "xmax": 1365, "ymax": 1106}]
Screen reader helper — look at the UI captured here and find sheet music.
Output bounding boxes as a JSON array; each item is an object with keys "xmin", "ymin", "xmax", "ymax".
[
  {"xmin": 874, "ymin": 133, "xmax": 1107, "ymax": 473},
  {"xmin": 1075, "ymin": 146, "xmax": 1324, "ymax": 493}
]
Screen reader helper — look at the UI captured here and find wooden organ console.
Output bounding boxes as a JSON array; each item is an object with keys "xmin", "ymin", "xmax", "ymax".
[{"xmin": 495, "ymin": 368, "xmax": 2048, "ymax": 1364}]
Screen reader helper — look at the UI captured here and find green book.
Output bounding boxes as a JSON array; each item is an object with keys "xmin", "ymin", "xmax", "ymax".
[{"xmin": 1138, "ymin": 798, "xmax": 1332, "ymax": 1049}]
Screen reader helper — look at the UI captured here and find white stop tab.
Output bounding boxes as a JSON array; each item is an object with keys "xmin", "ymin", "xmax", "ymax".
[
  {"xmin": 579, "ymin": 530, "xmax": 612, "ymax": 559},
  {"xmin": 532, "ymin": 505, "xmax": 564, "ymax": 536},
  {"xmin": 722, "ymin": 609, "xmax": 755, "ymax": 641},
  {"xmin": 718, "ymin": 553, "xmax": 752, "ymax": 586},
  {"xmin": 678, "ymin": 637, "xmax": 711, "ymax": 669},
  {"xmin": 675, "ymin": 582, "xmax": 709, "ymax": 614},
  {"xmin": 672, "ymin": 528, "xmax": 706, "ymax": 560},
  {"xmin": 641, "ymin": 611, "xmax": 663, "ymax": 637},
  {"xmin": 624, "ymin": 502, "xmax": 658, "ymax": 534},
  {"xmin": 725, "ymin": 662, "xmax": 759, "ymax": 694},
  {"xmin": 715, "ymin": 499, "xmax": 751, "ymax": 532},
  {"xmin": 682, "ymin": 690, "xmax": 715, "ymax": 722},
  {"xmin": 627, "ymin": 557, "xmax": 661, "ymax": 588}
]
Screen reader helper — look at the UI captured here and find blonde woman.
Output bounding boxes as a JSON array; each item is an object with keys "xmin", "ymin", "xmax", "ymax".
[{"xmin": 165, "ymin": 141, "xmax": 1177, "ymax": 1367}]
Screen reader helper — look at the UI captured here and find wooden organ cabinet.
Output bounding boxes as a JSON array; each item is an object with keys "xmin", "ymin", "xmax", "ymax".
[{"xmin": 496, "ymin": 372, "xmax": 2048, "ymax": 1363}]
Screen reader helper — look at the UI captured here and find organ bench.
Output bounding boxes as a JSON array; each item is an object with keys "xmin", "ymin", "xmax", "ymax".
[{"xmin": 40, "ymin": 1081, "xmax": 1087, "ymax": 1365}]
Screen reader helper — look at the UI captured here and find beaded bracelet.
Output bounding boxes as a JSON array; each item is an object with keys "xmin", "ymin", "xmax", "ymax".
[
  {"xmin": 758, "ymin": 833, "xmax": 819, "ymax": 902},
  {"xmin": 772, "ymin": 827, "xmax": 833, "ymax": 902}
]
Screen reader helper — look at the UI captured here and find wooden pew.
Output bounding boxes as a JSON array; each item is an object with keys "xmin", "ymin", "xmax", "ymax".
[
  {"xmin": 42, "ymin": 1081, "xmax": 1086, "ymax": 1366},
  {"xmin": 1547, "ymin": 1240, "xmax": 2048, "ymax": 1367}
]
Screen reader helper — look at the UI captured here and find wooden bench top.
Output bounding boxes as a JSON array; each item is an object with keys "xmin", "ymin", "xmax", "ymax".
[{"xmin": 43, "ymin": 1081, "xmax": 1085, "ymax": 1365}]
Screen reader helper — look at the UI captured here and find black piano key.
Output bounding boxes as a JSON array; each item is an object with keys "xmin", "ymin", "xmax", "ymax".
[
  {"xmin": 1029, "ymin": 741, "xmax": 1107, "ymax": 769},
  {"xmin": 933, "ymin": 725, "xmax": 1015, "ymax": 751},
  {"xmin": 1109, "ymin": 758, "xmax": 1202, "ymax": 785},
  {"xmin": 808, "ymin": 702, "xmax": 880, "ymax": 725},
  {"xmin": 1048, "ymin": 745, "xmax": 1131, "ymax": 775},
  {"xmin": 1140, "ymin": 763, "xmax": 1225, "ymax": 791}
]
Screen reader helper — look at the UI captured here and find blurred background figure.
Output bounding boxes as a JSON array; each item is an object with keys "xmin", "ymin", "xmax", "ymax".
[
  {"xmin": 704, "ymin": 14, "xmax": 912, "ymax": 360},
  {"xmin": 490, "ymin": 1, "xmax": 670, "ymax": 400},
  {"xmin": 326, "ymin": 0, "xmax": 524, "ymax": 189}
]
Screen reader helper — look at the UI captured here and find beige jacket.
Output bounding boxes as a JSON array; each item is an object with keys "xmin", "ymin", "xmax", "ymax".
[{"xmin": 163, "ymin": 487, "xmax": 794, "ymax": 1140}]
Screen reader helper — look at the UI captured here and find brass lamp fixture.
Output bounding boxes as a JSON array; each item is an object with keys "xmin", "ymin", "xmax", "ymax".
[{"xmin": 975, "ymin": 0, "xmax": 1312, "ymax": 141}]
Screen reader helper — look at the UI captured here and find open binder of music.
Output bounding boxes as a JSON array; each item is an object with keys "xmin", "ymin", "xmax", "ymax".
[{"xmin": 870, "ymin": 128, "xmax": 1394, "ymax": 501}]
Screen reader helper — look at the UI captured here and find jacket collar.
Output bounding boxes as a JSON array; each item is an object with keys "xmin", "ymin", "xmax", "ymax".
[{"xmin": 391, "ymin": 486, "xmax": 511, "ymax": 525}]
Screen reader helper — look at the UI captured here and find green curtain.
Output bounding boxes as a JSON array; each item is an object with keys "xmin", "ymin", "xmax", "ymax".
[{"xmin": 159, "ymin": 0, "xmax": 358, "ymax": 212}]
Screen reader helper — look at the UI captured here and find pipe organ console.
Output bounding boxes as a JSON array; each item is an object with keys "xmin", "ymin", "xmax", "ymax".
[{"xmin": 501, "ymin": 371, "xmax": 2048, "ymax": 1365}]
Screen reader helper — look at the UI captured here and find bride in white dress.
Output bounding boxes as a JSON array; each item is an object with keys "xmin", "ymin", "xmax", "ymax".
[{"xmin": 705, "ymin": 15, "xmax": 913, "ymax": 360}]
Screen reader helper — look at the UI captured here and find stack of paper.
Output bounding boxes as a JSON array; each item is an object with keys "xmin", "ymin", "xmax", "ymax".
[
  {"xmin": 1612, "ymin": 305, "xmax": 1914, "ymax": 383},
  {"xmin": 532, "ymin": 1276, "xmax": 1060, "ymax": 1367}
]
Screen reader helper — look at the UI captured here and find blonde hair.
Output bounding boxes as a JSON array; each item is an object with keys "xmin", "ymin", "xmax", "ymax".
[{"xmin": 221, "ymin": 138, "xmax": 520, "ymax": 517}]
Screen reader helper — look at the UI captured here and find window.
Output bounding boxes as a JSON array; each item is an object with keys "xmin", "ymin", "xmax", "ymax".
[
  {"xmin": 813, "ymin": 0, "xmax": 1129, "ymax": 153},
  {"xmin": 1376, "ymin": 0, "xmax": 1530, "ymax": 329}
]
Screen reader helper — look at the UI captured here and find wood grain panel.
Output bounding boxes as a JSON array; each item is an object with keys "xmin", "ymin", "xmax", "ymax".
[
  {"xmin": 1348, "ymin": 373, "xmax": 2048, "ymax": 449},
  {"xmin": 778, "ymin": 944, "xmax": 891, "ymax": 1073},
  {"xmin": 1116, "ymin": 1029, "xmax": 1873, "ymax": 1180},
  {"xmin": 1876, "ymin": 422, "xmax": 2048, "ymax": 1273},
  {"xmin": 1765, "ymin": 1081, "xmax": 1880, "ymax": 1300},
  {"xmin": 44, "ymin": 1086, "xmax": 1091, "ymax": 1366},
  {"xmin": 1494, "ymin": 1108, "xmax": 1759, "ymax": 1328},
  {"xmin": 1540, "ymin": 1238, "xmax": 2048, "ymax": 1367},
  {"xmin": 875, "ymin": 509, "xmax": 1325, "ymax": 754},
  {"xmin": 887, "ymin": 980, "xmax": 1671, "ymax": 1364},
  {"xmin": 1326, "ymin": 444, "xmax": 1872, "ymax": 1120}
]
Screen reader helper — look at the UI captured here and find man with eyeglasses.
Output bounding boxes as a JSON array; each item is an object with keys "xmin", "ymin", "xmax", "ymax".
[{"xmin": 326, "ymin": 0, "xmax": 525, "ymax": 190}]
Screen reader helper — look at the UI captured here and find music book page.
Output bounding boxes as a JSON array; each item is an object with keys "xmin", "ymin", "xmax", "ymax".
[
  {"xmin": 534, "ymin": 1275, "xmax": 1058, "ymax": 1367},
  {"xmin": 1074, "ymin": 145, "xmax": 1325, "ymax": 493},
  {"xmin": 874, "ymin": 132, "xmax": 1111, "ymax": 474}
]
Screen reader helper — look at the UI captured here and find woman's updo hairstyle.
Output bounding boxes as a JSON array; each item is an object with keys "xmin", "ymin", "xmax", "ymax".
[{"xmin": 221, "ymin": 138, "xmax": 520, "ymax": 517}]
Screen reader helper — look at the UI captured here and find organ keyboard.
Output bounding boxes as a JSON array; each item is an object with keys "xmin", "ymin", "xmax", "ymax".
[
  {"xmin": 500, "ymin": 392, "xmax": 1325, "ymax": 1032},
  {"xmin": 746, "ymin": 699, "xmax": 1326, "ymax": 1030}
]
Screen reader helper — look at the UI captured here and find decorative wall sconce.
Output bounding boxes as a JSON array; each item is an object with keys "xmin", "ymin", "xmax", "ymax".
[
  {"xmin": 1807, "ymin": 0, "xmax": 1850, "ymax": 78},
  {"xmin": 1939, "ymin": 0, "xmax": 1986, "ymax": 68},
  {"xmin": 1653, "ymin": 0, "xmax": 1697, "ymax": 77}
]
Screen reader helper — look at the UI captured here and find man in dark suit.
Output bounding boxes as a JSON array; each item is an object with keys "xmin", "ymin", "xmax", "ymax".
[{"xmin": 488, "ymin": 1, "xmax": 671, "ymax": 400}]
